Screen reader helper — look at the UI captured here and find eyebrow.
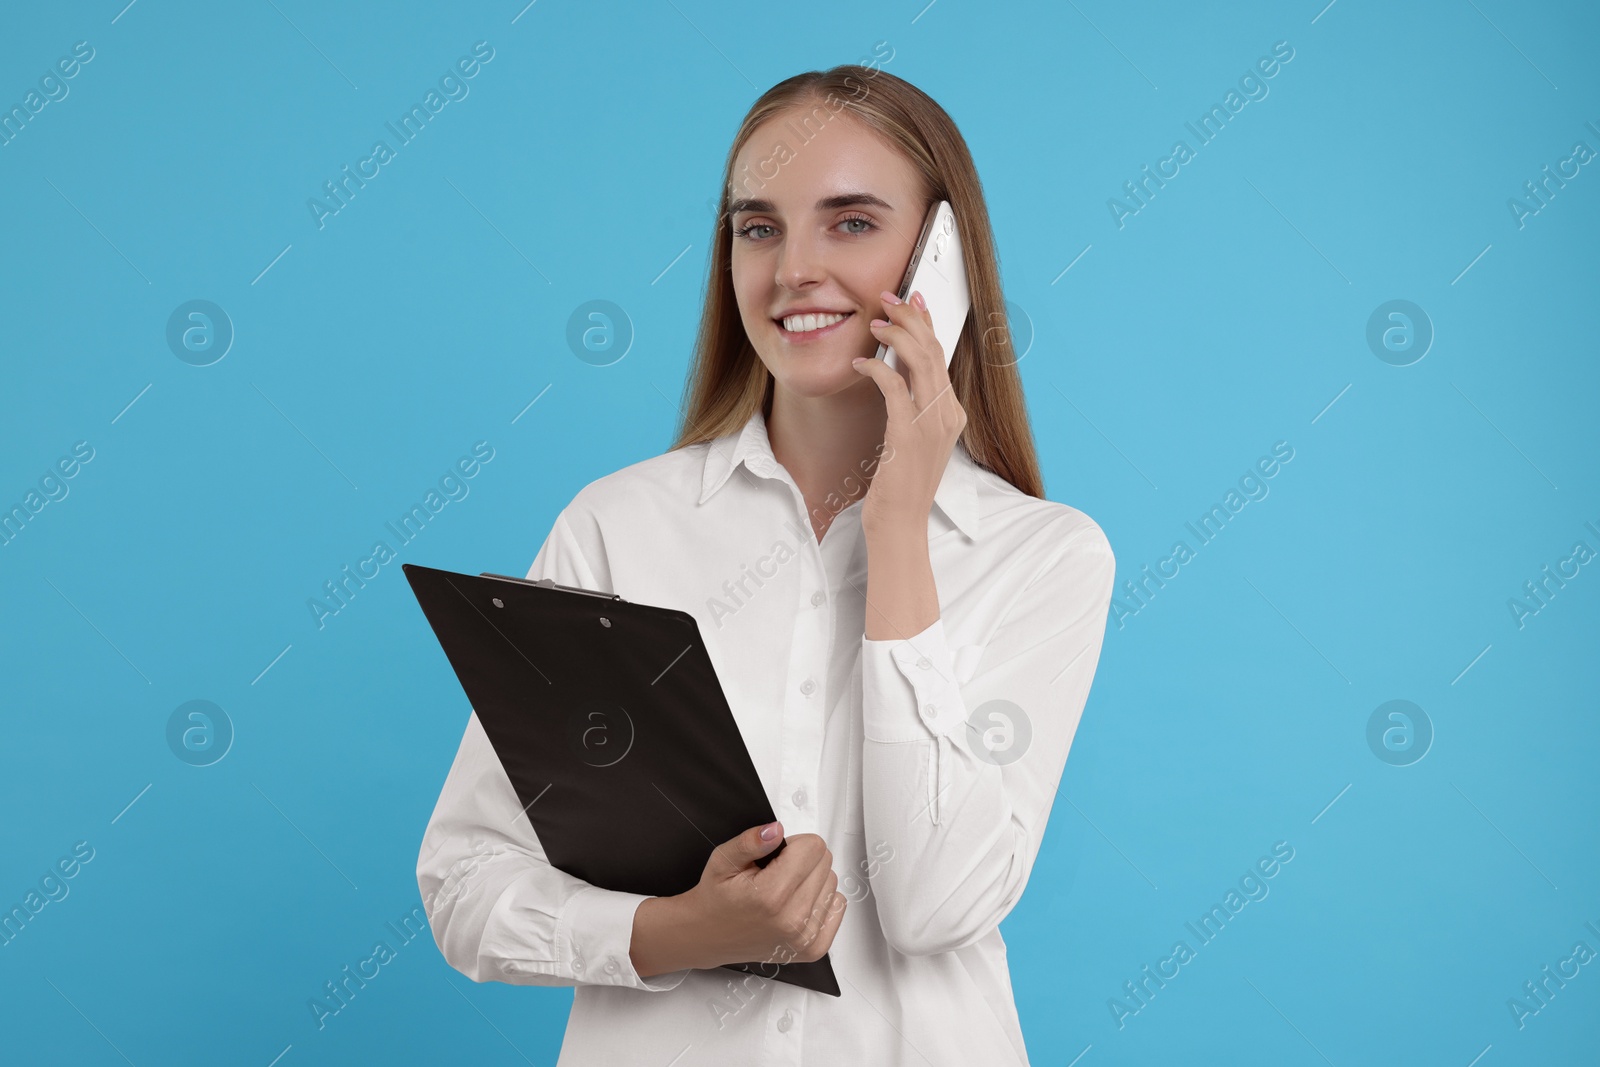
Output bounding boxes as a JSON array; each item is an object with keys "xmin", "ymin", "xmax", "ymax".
[{"xmin": 727, "ymin": 192, "xmax": 895, "ymax": 216}]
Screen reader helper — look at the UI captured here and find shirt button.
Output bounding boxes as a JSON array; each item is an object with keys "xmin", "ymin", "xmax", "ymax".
[
  {"xmin": 916, "ymin": 657, "xmax": 931, "ymax": 669},
  {"xmin": 793, "ymin": 787, "xmax": 807, "ymax": 807},
  {"xmin": 800, "ymin": 678, "xmax": 815, "ymax": 696},
  {"xmin": 572, "ymin": 954, "xmax": 584, "ymax": 972},
  {"xmin": 605, "ymin": 957, "xmax": 618, "ymax": 974},
  {"xmin": 777, "ymin": 1009, "xmax": 795, "ymax": 1032},
  {"xmin": 811, "ymin": 590, "xmax": 825, "ymax": 607},
  {"xmin": 922, "ymin": 703, "xmax": 937, "ymax": 719}
]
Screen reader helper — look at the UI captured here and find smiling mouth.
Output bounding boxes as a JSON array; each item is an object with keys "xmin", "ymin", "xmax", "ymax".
[{"xmin": 775, "ymin": 311, "xmax": 853, "ymax": 340}]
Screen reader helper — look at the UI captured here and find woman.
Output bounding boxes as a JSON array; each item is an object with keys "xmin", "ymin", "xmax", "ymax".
[{"xmin": 417, "ymin": 63, "xmax": 1116, "ymax": 1065}]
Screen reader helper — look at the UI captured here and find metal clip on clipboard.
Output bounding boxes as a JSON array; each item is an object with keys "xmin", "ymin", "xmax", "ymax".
[{"xmin": 480, "ymin": 572, "xmax": 630, "ymax": 602}]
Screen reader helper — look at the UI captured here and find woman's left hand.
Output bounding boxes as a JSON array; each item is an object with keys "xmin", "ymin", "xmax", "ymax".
[{"xmin": 852, "ymin": 288, "xmax": 968, "ymax": 535}]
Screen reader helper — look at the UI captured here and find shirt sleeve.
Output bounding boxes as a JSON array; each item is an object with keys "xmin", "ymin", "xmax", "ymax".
[
  {"xmin": 857, "ymin": 517, "xmax": 1116, "ymax": 957},
  {"xmin": 416, "ymin": 508, "xmax": 694, "ymax": 992}
]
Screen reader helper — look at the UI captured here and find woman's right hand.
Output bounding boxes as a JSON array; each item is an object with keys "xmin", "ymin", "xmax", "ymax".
[{"xmin": 675, "ymin": 820, "xmax": 846, "ymax": 970}]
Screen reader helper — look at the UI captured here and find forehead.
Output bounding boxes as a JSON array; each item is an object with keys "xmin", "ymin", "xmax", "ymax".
[{"xmin": 729, "ymin": 104, "xmax": 922, "ymax": 211}]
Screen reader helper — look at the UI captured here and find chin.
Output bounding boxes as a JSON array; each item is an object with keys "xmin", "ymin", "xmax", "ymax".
[
  {"xmin": 773, "ymin": 364, "xmax": 876, "ymax": 399},
  {"xmin": 755, "ymin": 327, "xmax": 879, "ymax": 394}
]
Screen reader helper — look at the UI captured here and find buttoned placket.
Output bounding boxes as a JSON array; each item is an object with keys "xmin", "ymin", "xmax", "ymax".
[
  {"xmin": 762, "ymin": 463, "xmax": 843, "ymax": 839},
  {"xmin": 761, "ymin": 461, "xmax": 849, "ymax": 1065}
]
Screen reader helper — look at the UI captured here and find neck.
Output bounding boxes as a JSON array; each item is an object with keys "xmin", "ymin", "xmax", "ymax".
[{"xmin": 766, "ymin": 379, "xmax": 887, "ymax": 534}]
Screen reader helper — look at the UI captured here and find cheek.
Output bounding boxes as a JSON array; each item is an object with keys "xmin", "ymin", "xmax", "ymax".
[
  {"xmin": 728, "ymin": 268, "xmax": 760, "ymax": 320},
  {"xmin": 730, "ymin": 253, "xmax": 766, "ymax": 296},
  {"xmin": 843, "ymin": 252, "xmax": 906, "ymax": 303},
  {"xmin": 729, "ymin": 262, "xmax": 777, "ymax": 326}
]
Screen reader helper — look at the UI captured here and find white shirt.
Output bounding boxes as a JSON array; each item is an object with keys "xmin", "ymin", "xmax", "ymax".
[{"xmin": 417, "ymin": 406, "xmax": 1116, "ymax": 1066}]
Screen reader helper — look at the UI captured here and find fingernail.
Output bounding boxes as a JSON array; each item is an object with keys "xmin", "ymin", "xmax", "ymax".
[
  {"xmin": 870, "ymin": 318, "xmax": 888, "ymax": 327},
  {"xmin": 852, "ymin": 357, "xmax": 866, "ymax": 365},
  {"xmin": 911, "ymin": 291, "xmax": 926, "ymax": 309},
  {"xmin": 760, "ymin": 822, "xmax": 779, "ymax": 841},
  {"xmin": 881, "ymin": 290, "xmax": 902, "ymax": 305}
]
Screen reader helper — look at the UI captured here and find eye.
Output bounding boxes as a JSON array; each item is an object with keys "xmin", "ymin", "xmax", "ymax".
[
  {"xmin": 732, "ymin": 213, "xmax": 880, "ymax": 242},
  {"xmin": 838, "ymin": 213, "xmax": 876, "ymax": 235}
]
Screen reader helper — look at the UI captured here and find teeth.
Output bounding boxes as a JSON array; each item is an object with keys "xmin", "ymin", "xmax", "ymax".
[{"xmin": 782, "ymin": 311, "xmax": 847, "ymax": 333}]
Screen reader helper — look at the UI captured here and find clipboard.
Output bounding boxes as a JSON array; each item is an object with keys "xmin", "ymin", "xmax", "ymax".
[{"xmin": 402, "ymin": 562, "xmax": 841, "ymax": 997}]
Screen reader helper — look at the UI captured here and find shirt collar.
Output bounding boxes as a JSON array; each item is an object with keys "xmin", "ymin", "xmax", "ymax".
[{"xmin": 698, "ymin": 407, "xmax": 983, "ymax": 541}]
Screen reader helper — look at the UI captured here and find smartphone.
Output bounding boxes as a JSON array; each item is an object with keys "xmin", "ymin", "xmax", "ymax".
[{"xmin": 876, "ymin": 199, "xmax": 971, "ymax": 381}]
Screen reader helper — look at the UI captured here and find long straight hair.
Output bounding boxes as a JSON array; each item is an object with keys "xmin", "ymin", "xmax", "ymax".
[{"xmin": 668, "ymin": 64, "xmax": 1045, "ymax": 500}]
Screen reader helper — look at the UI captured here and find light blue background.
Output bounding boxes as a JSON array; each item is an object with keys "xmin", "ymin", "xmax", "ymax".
[{"xmin": 2, "ymin": 1, "xmax": 1596, "ymax": 1064}]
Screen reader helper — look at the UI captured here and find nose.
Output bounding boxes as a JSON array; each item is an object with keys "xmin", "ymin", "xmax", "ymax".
[{"xmin": 775, "ymin": 225, "xmax": 827, "ymax": 292}]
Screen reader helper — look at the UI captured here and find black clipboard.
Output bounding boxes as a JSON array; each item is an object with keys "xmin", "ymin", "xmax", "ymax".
[{"xmin": 402, "ymin": 562, "xmax": 841, "ymax": 997}]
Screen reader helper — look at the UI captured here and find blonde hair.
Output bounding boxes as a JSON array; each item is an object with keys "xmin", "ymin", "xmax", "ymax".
[{"xmin": 669, "ymin": 64, "xmax": 1044, "ymax": 499}]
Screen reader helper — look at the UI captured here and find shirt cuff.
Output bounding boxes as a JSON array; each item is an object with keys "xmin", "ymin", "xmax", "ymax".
[
  {"xmin": 861, "ymin": 616, "xmax": 968, "ymax": 743},
  {"xmin": 566, "ymin": 887, "xmax": 695, "ymax": 991},
  {"xmin": 497, "ymin": 883, "xmax": 694, "ymax": 992}
]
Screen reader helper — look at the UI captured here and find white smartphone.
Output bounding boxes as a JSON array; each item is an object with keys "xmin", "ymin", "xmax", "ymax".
[{"xmin": 876, "ymin": 199, "xmax": 971, "ymax": 379}]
